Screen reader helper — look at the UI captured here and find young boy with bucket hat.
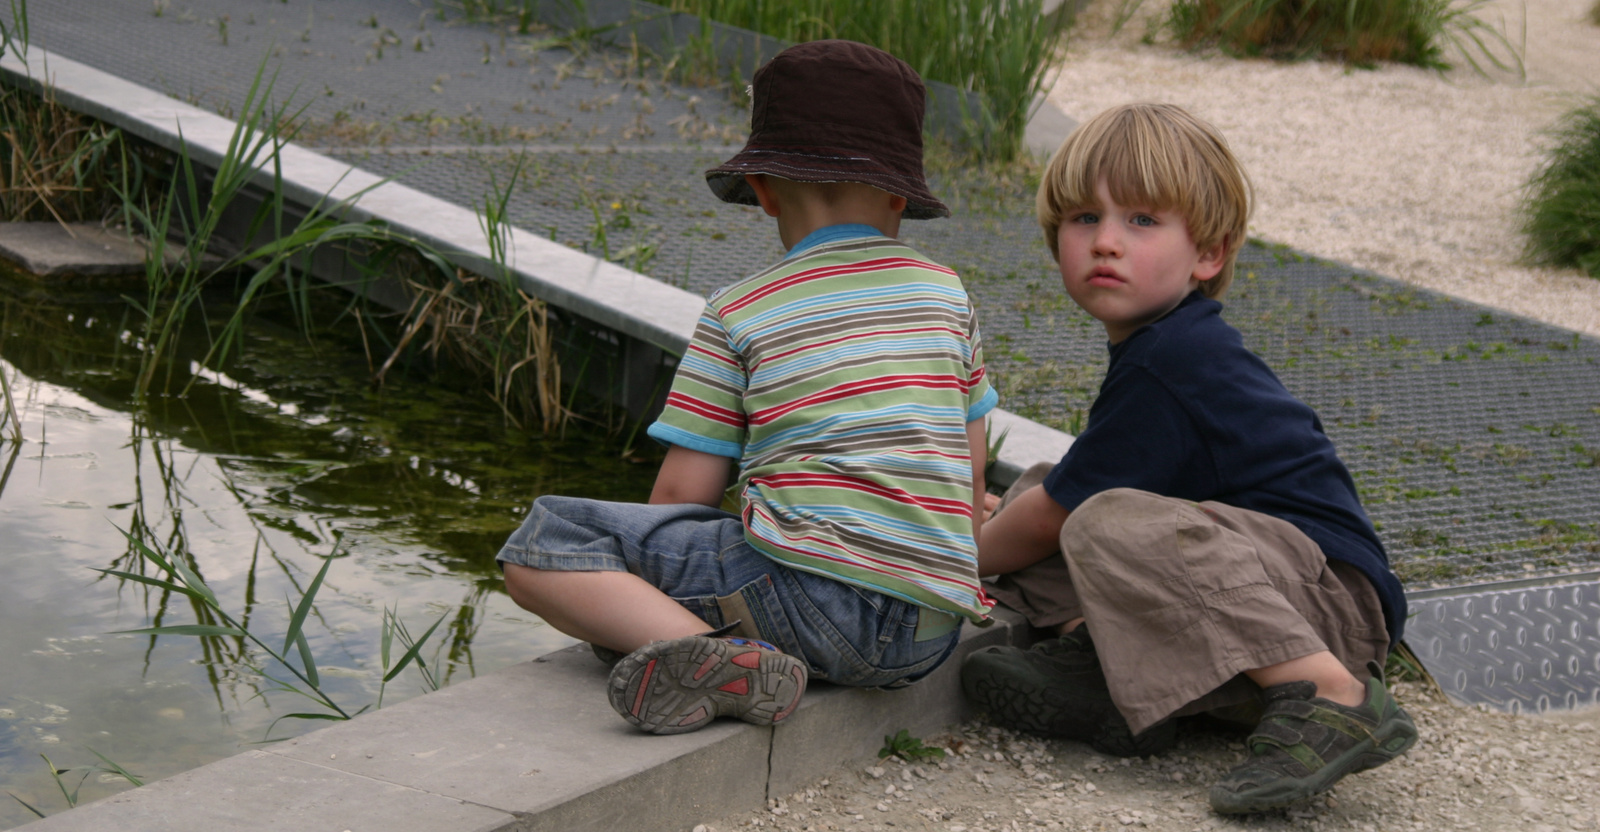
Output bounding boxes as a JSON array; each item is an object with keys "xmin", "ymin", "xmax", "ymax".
[{"xmin": 497, "ymin": 40, "xmax": 999, "ymax": 734}]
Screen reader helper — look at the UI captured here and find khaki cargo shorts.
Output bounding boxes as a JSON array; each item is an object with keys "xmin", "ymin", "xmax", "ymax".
[{"xmin": 985, "ymin": 464, "xmax": 1390, "ymax": 735}]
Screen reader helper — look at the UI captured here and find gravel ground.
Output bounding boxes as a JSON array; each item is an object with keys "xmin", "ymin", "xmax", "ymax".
[
  {"xmin": 704, "ymin": 682, "xmax": 1600, "ymax": 832},
  {"xmin": 711, "ymin": 4, "xmax": 1600, "ymax": 830}
]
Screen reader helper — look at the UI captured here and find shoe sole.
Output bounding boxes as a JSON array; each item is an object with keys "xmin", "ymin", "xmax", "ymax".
[
  {"xmin": 961, "ymin": 648, "xmax": 1177, "ymax": 757},
  {"xmin": 608, "ymin": 637, "xmax": 807, "ymax": 735},
  {"xmin": 1209, "ymin": 706, "xmax": 1419, "ymax": 814}
]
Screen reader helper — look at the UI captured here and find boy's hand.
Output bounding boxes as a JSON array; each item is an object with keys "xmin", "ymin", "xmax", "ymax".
[
  {"xmin": 977, "ymin": 484, "xmax": 1070, "ymax": 577},
  {"xmin": 982, "ymin": 492, "xmax": 1002, "ymax": 521},
  {"xmin": 650, "ymin": 446, "xmax": 735, "ymax": 508}
]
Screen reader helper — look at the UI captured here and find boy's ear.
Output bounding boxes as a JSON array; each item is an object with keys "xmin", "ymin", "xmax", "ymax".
[
  {"xmin": 745, "ymin": 174, "xmax": 781, "ymax": 218},
  {"xmin": 887, "ymin": 193, "xmax": 908, "ymax": 215},
  {"xmin": 1193, "ymin": 235, "xmax": 1228, "ymax": 282}
]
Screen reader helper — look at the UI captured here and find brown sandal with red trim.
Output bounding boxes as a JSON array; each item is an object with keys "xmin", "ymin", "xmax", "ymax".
[{"xmin": 607, "ymin": 634, "xmax": 808, "ymax": 734}]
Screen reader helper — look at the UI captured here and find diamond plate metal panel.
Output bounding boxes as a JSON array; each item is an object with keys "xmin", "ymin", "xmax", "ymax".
[{"xmin": 1406, "ymin": 576, "xmax": 1600, "ymax": 713}]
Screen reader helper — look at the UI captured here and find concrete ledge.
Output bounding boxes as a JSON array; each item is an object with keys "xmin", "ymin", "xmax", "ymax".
[
  {"xmin": 22, "ymin": 610, "xmax": 1029, "ymax": 831},
  {"xmin": 989, "ymin": 407, "xmax": 1075, "ymax": 488},
  {"xmin": 0, "ymin": 49, "xmax": 707, "ymax": 357}
]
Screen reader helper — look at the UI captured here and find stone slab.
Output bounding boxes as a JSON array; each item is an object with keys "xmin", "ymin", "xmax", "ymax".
[
  {"xmin": 0, "ymin": 222, "xmax": 150, "ymax": 277},
  {"xmin": 16, "ymin": 749, "xmax": 512, "ymax": 832},
  {"xmin": 767, "ymin": 607, "xmax": 1025, "ymax": 796},
  {"xmin": 19, "ymin": 610, "xmax": 1026, "ymax": 832},
  {"xmin": 265, "ymin": 643, "xmax": 771, "ymax": 831}
]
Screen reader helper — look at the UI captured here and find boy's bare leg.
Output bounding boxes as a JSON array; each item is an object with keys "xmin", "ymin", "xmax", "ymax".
[
  {"xmin": 1245, "ymin": 650, "xmax": 1367, "ymax": 706},
  {"xmin": 503, "ymin": 564, "xmax": 709, "ymax": 652}
]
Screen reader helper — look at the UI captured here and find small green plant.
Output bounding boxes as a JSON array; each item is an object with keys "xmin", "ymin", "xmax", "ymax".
[
  {"xmin": 98, "ymin": 529, "xmax": 447, "ymax": 732},
  {"xmin": 1521, "ymin": 97, "xmax": 1600, "ymax": 279},
  {"xmin": 1591, "ymin": 0, "xmax": 1600, "ymax": 26},
  {"xmin": 1384, "ymin": 641, "xmax": 1444, "ymax": 698},
  {"xmin": 985, "ymin": 424, "xmax": 1011, "ymax": 469},
  {"xmin": 7, "ymin": 749, "xmax": 143, "ymax": 819},
  {"xmin": 878, "ymin": 728, "xmax": 947, "ymax": 763},
  {"xmin": 1166, "ymin": 0, "xmax": 1521, "ymax": 72}
]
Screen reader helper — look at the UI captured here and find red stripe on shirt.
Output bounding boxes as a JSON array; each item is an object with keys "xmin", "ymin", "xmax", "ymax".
[
  {"xmin": 749, "ymin": 375, "xmax": 965, "ymax": 426},
  {"xmin": 663, "ymin": 392, "xmax": 745, "ymax": 428},
  {"xmin": 721, "ymin": 258, "xmax": 958, "ymax": 314},
  {"xmin": 751, "ymin": 473, "xmax": 973, "ymax": 516}
]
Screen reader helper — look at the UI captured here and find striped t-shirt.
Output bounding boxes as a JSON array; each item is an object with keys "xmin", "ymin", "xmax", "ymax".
[{"xmin": 647, "ymin": 228, "xmax": 999, "ymax": 621}]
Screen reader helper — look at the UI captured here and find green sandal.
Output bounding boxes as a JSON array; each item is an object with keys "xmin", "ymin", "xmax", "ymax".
[{"xmin": 1210, "ymin": 661, "xmax": 1418, "ymax": 814}]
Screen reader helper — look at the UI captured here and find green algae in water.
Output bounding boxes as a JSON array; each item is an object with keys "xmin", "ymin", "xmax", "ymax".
[{"xmin": 0, "ymin": 269, "xmax": 658, "ymax": 826}]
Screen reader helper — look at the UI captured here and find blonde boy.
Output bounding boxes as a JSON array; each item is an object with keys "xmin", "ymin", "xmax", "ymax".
[
  {"xmin": 498, "ymin": 41, "xmax": 997, "ymax": 735},
  {"xmin": 963, "ymin": 103, "xmax": 1415, "ymax": 813}
]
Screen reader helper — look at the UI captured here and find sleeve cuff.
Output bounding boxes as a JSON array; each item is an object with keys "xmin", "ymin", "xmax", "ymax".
[
  {"xmin": 646, "ymin": 422, "xmax": 743, "ymax": 459},
  {"xmin": 967, "ymin": 387, "xmax": 1000, "ymax": 423}
]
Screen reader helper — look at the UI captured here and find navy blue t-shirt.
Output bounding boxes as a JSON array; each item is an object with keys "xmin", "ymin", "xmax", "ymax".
[{"xmin": 1043, "ymin": 292, "xmax": 1406, "ymax": 644}]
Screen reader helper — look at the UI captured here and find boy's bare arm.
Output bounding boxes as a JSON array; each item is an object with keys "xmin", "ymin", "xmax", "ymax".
[
  {"xmin": 649, "ymin": 446, "xmax": 735, "ymax": 507},
  {"xmin": 967, "ymin": 419, "xmax": 987, "ymax": 543},
  {"xmin": 977, "ymin": 484, "xmax": 1070, "ymax": 577}
]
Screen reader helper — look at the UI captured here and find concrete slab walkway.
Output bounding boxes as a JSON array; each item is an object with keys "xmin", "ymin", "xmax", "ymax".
[{"xmin": 17, "ymin": 617, "xmax": 1025, "ymax": 832}]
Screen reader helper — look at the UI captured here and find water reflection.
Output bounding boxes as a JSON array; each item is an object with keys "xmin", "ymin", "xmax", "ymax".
[{"xmin": 0, "ymin": 270, "xmax": 658, "ymax": 827}]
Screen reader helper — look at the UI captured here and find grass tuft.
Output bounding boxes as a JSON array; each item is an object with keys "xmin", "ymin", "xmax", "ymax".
[
  {"xmin": 665, "ymin": 0, "xmax": 1073, "ymax": 160},
  {"xmin": 1165, "ymin": 0, "xmax": 1521, "ymax": 72},
  {"xmin": 1521, "ymin": 97, "xmax": 1600, "ymax": 279}
]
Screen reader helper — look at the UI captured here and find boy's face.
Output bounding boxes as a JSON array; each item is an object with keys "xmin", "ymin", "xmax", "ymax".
[{"xmin": 1057, "ymin": 179, "xmax": 1225, "ymax": 344}]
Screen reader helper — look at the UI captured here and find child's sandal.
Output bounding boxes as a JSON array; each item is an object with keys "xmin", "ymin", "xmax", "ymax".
[
  {"xmin": 1210, "ymin": 661, "xmax": 1418, "ymax": 814},
  {"xmin": 608, "ymin": 633, "xmax": 808, "ymax": 734}
]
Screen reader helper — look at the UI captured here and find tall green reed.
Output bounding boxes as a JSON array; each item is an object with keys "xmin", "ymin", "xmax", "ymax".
[
  {"xmin": 1521, "ymin": 97, "xmax": 1600, "ymax": 279},
  {"xmin": 98, "ymin": 530, "xmax": 447, "ymax": 731},
  {"xmin": 666, "ymin": 0, "xmax": 1071, "ymax": 160},
  {"xmin": 1165, "ymin": 0, "xmax": 1522, "ymax": 72},
  {"xmin": 1, "ymin": 0, "xmax": 27, "ymax": 61},
  {"xmin": 7, "ymin": 749, "xmax": 142, "ymax": 820},
  {"xmin": 93, "ymin": 54, "xmax": 572, "ymax": 431}
]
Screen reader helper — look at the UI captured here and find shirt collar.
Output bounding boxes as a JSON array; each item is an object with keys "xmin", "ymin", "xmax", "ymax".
[{"xmin": 784, "ymin": 223, "xmax": 885, "ymax": 259}]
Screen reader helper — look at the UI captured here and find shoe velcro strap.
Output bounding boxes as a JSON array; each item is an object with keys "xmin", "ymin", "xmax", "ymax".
[
  {"xmin": 1248, "ymin": 719, "xmax": 1325, "ymax": 772},
  {"xmin": 1249, "ymin": 717, "xmax": 1306, "ymax": 749},
  {"xmin": 1304, "ymin": 705, "xmax": 1378, "ymax": 741}
]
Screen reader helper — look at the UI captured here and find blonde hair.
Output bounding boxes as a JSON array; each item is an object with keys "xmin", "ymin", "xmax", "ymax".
[{"xmin": 1037, "ymin": 103, "xmax": 1253, "ymax": 299}]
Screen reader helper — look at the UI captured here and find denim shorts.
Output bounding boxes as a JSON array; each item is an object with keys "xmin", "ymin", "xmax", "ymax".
[{"xmin": 496, "ymin": 495, "xmax": 962, "ymax": 687}]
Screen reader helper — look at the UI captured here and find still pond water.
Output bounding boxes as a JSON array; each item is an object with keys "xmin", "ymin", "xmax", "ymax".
[{"xmin": 0, "ymin": 269, "xmax": 657, "ymax": 827}]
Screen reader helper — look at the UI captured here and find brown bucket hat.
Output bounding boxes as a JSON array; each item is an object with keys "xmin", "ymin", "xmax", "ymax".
[{"xmin": 705, "ymin": 40, "xmax": 950, "ymax": 220}]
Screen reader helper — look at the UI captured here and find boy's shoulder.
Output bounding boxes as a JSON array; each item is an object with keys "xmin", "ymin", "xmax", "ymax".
[
  {"xmin": 708, "ymin": 234, "xmax": 951, "ymax": 309},
  {"xmin": 1121, "ymin": 294, "xmax": 1245, "ymax": 370},
  {"xmin": 1115, "ymin": 294, "xmax": 1300, "ymax": 414}
]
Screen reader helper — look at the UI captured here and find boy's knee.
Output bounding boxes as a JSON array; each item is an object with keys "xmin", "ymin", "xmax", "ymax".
[
  {"xmin": 1065, "ymin": 488, "xmax": 1170, "ymax": 536},
  {"xmin": 502, "ymin": 562, "xmax": 552, "ymax": 612},
  {"xmin": 1061, "ymin": 488, "xmax": 1188, "ymax": 567}
]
